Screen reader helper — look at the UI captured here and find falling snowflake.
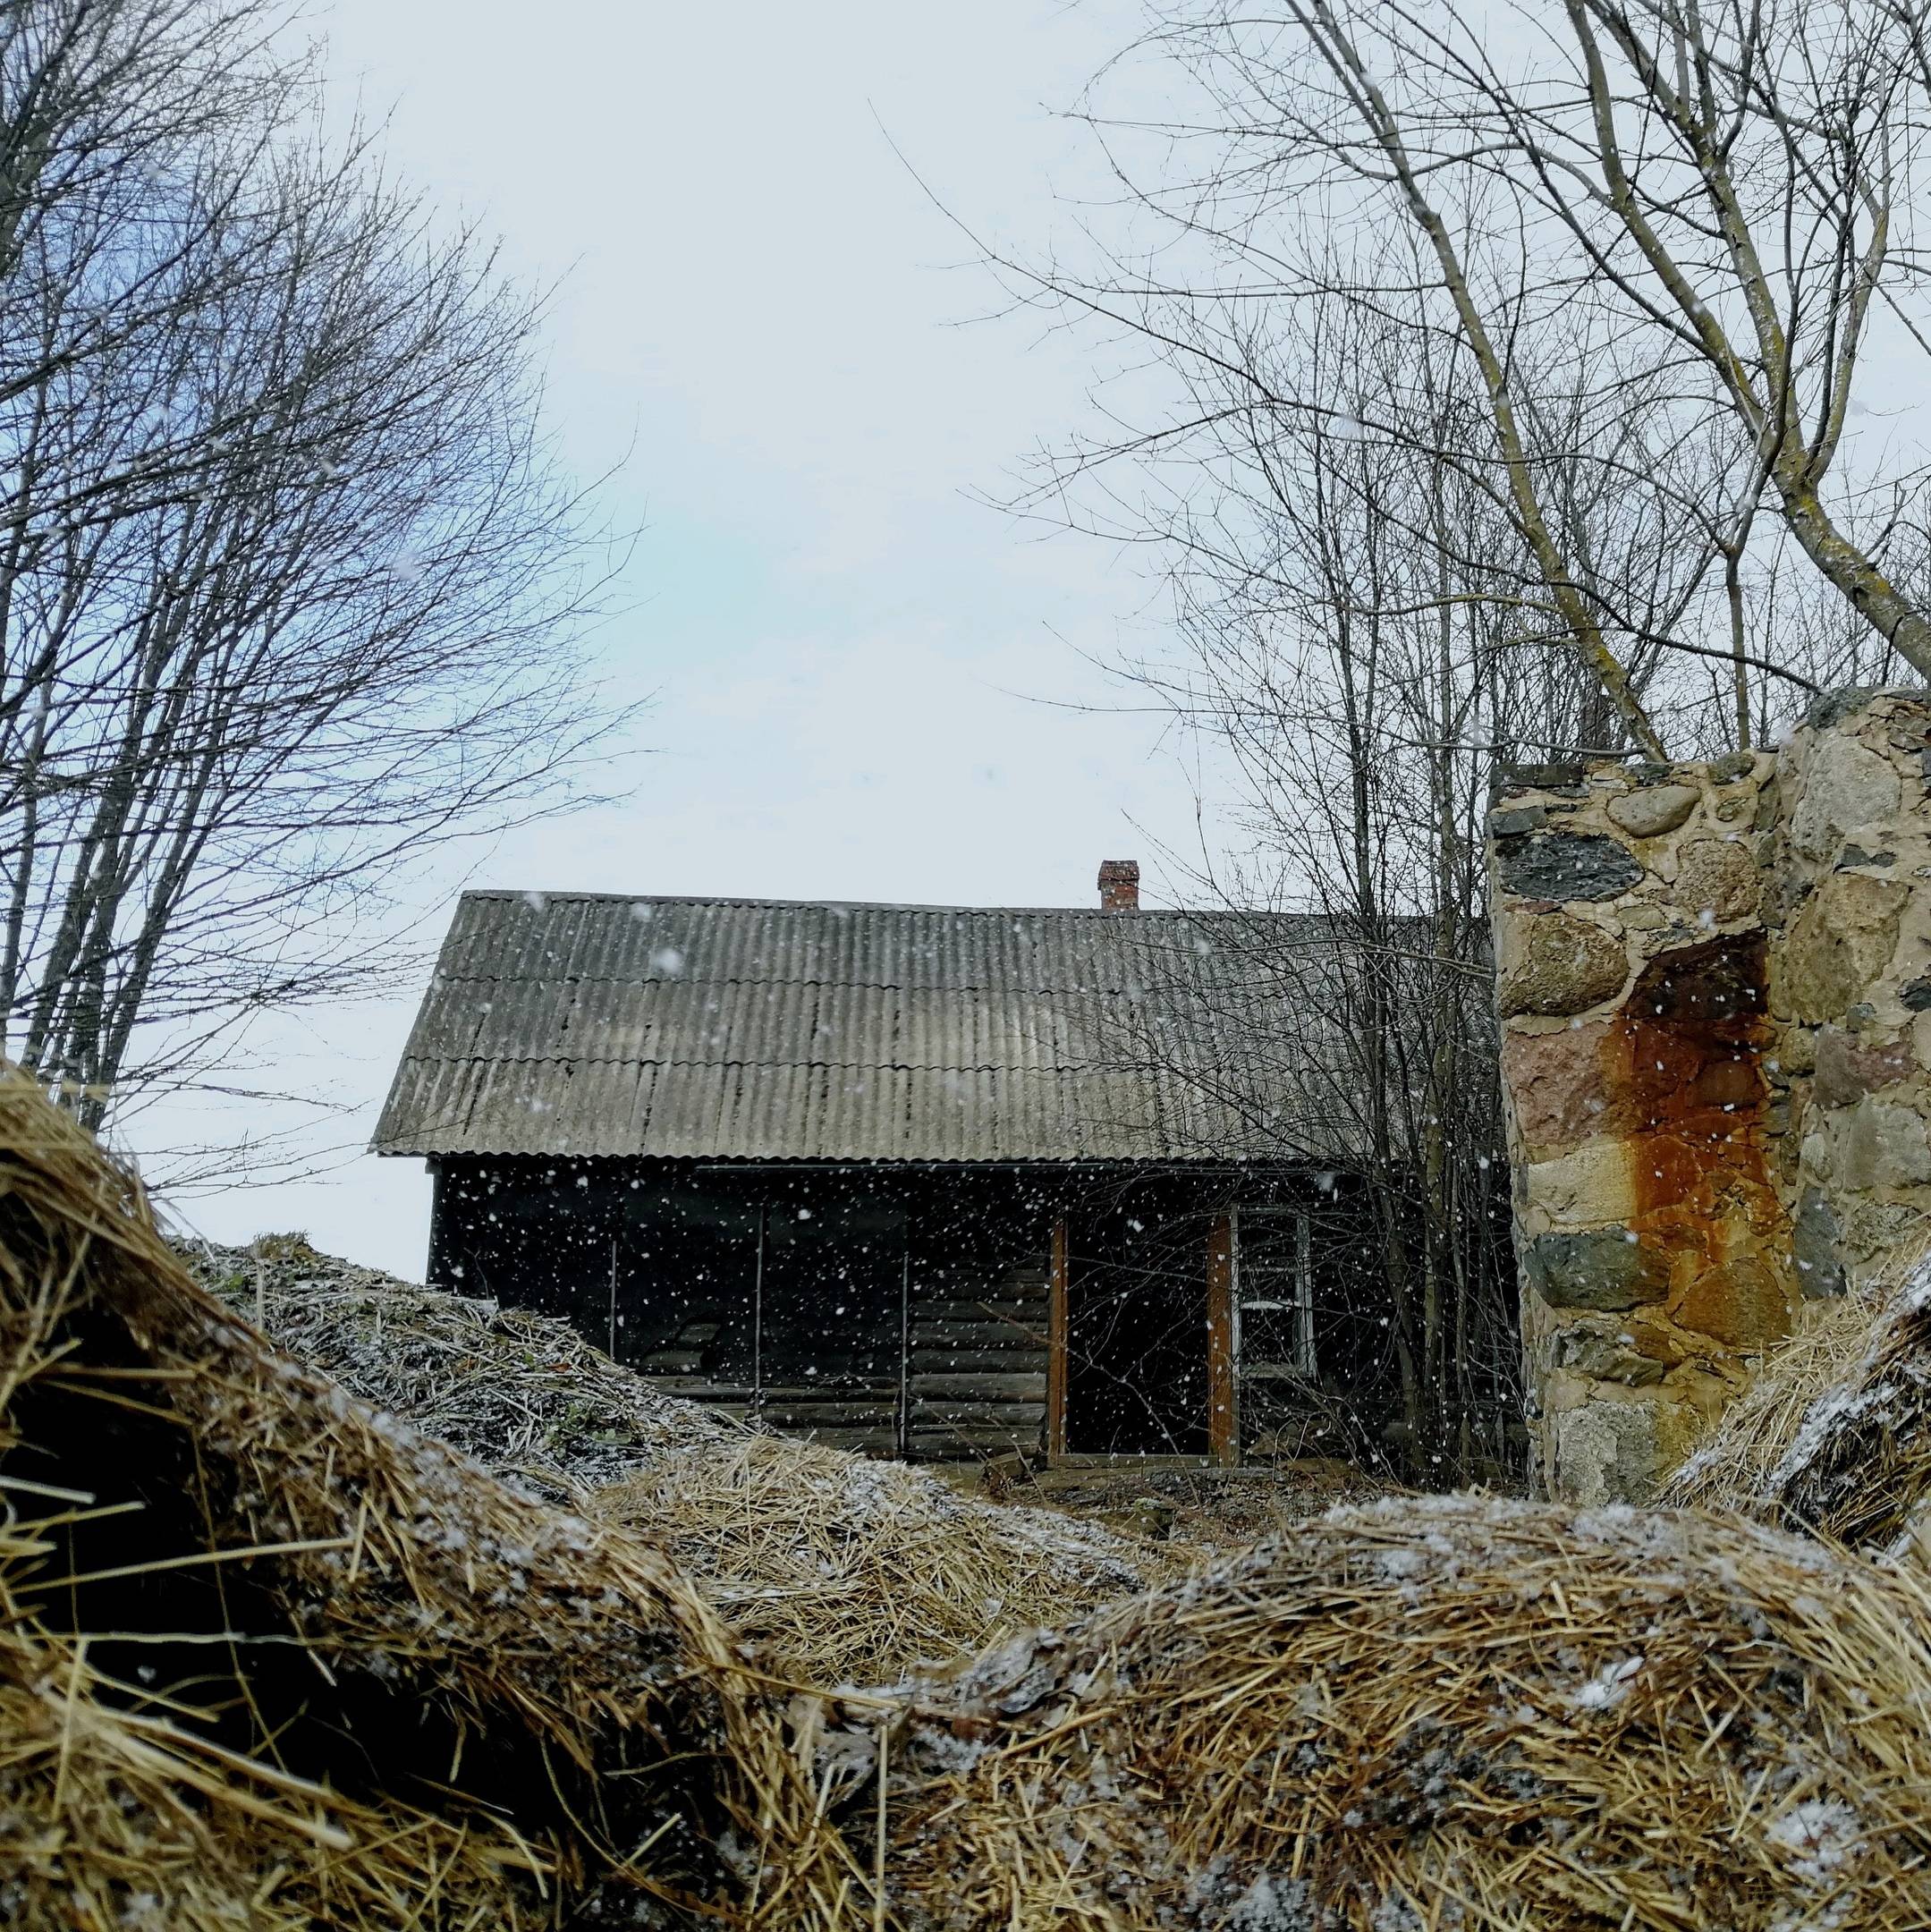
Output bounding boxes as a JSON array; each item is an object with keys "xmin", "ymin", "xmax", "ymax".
[{"xmin": 1571, "ymin": 1655, "xmax": 1644, "ymax": 1710}]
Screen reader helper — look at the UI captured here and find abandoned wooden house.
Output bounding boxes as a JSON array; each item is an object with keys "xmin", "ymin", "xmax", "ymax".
[{"xmin": 374, "ymin": 862, "xmax": 1399, "ymax": 1463}]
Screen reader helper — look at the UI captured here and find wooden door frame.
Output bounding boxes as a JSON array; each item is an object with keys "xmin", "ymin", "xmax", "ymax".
[
  {"xmin": 1207, "ymin": 1210, "xmax": 1239, "ymax": 1465},
  {"xmin": 1046, "ymin": 1216, "xmax": 1070, "ymax": 1459}
]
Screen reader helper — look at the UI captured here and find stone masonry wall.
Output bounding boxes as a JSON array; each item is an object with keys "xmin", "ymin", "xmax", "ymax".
[{"xmin": 1490, "ymin": 691, "xmax": 1931, "ymax": 1504}]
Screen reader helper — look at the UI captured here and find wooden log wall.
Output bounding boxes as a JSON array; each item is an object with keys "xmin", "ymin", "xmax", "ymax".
[
  {"xmin": 637, "ymin": 1267, "xmax": 1049, "ymax": 1462},
  {"xmin": 434, "ymin": 1158, "xmax": 1379, "ymax": 1468},
  {"xmin": 904, "ymin": 1261, "xmax": 1048, "ymax": 1462},
  {"xmin": 639, "ymin": 1343, "xmax": 902, "ymax": 1456}
]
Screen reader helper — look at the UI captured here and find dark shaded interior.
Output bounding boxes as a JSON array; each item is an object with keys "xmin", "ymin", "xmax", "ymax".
[{"xmin": 1065, "ymin": 1193, "xmax": 1211, "ymax": 1455}]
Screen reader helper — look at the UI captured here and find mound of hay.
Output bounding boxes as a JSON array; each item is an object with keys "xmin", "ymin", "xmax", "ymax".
[
  {"xmin": 190, "ymin": 1237, "xmax": 1178, "ymax": 1691},
  {"xmin": 0, "ymin": 1598, "xmax": 547, "ymax": 1929},
  {"xmin": 1664, "ymin": 1257, "xmax": 1931, "ymax": 1555},
  {"xmin": 1661, "ymin": 1290, "xmax": 1882, "ymax": 1522},
  {"xmin": 1768, "ymin": 1267, "xmax": 1931, "ymax": 1554},
  {"xmin": 859, "ymin": 1497, "xmax": 1931, "ymax": 1931},
  {"xmin": 24, "ymin": 1069, "xmax": 1931, "ymax": 1930},
  {"xmin": 592, "ymin": 1436, "xmax": 1177, "ymax": 1690},
  {"xmin": 1014, "ymin": 1457, "xmax": 1396, "ymax": 1552},
  {"xmin": 188, "ymin": 1236, "xmax": 739, "ymax": 1495},
  {"xmin": 0, "ymin": 1073, "xmax": 837, "ymax": 1928}
]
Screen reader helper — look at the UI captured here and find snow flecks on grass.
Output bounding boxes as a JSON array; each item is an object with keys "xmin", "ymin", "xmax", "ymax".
[
  {"xmin": 872, "ymin": 1496, "xmax": 1931, "ymax": 1930},
  {"xmin": 190, "ymin": 1236, "xmax": 1178, "ymax": 1690}
]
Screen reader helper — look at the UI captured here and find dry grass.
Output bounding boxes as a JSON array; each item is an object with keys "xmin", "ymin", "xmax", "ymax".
[
  {"xmin": 1768, "ymin": 1265, "xmax": 1931, "ymax": 1554},
  {"xmin": 590, "ymin": 1436, "xmax": 1181, "ymax": 1691},
  {"xmin": 0, "ymin": 1068, "xmax": 850, "ymax": 1928},
  {"xmin": 0, "ymin": 1604, "xmax": 552, "ymax": 1930},
  {"xmin": 1661, "ymin": 1290, "xmax": 1883, "ymax": 1521},
  {"xmin": 16, "ymin": 1064, "xmax": 1931, "ymax": 1930},
  {"xmin": 184, "ymin": 1235, "xmax": 1180, "ymax": 1693},
  {"xmin": 1014, "ymin": 1457, "xmax": 1398, "ymax": 1552},
  {"xmin": 1663, "ymin": 1256, "xmax": 1931, "ymax": 1557},
  {"xmin": 186, "ymin": 1235, "xmax": 740, "ymax": 1495},
  {"xmin": 860, "ymin": 1496, "xmax": 1931, "ymax": 1931}
]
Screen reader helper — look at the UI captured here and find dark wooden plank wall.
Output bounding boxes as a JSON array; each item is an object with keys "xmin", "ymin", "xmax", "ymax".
[
  {"xmin": 427, "ymin": 1157, "xmax": 1410, "ymax": 1468},
  {"xmin": 642, "ymin": 1266, "xmax": 1050, "ymax": 1461},
  {"xmin": 669, "ymin": 1380, "xmax": 902, "ymax": 1457},
  {"xmin": 905, "ymin": 1261, "xmax": 1048, "ymax": 1461}
]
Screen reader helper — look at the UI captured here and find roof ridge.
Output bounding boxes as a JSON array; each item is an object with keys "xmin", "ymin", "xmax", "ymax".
[{"xmin": 457, "ymin": 889, "xmax": 1310, "ymax": 916}]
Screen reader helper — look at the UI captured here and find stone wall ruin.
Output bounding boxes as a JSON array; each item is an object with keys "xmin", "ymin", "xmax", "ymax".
[{"xmin": 1490, "ymin": 691, "xmax": 1931, "ymax": 1504}]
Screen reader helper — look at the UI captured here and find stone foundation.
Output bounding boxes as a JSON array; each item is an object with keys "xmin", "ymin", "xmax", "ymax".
[{"xmin": 1490, "ymin": 691, "xmax": 1931, "ymax": 1504}]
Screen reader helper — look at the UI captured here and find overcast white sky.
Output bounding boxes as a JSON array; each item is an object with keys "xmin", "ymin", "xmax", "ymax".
[{"xmin": 139, "ymin": 0, "xmax": 1215, "ymax": 1277}]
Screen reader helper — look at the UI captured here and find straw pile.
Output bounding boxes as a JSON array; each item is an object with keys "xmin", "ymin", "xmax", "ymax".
[
  {"xmin": 1768, "ymin": 1266, "xmax": 1931, "ymax": 1554},
  {"xmin": 0, "ymin": 1070, "xmax": 842, "ymax": 1928},
  {"xmin": 1660, "ymin": 1291, "xmax": 1882, "ymax": 1523},
  {"xmin": 591, "ymin": 1437, "xmax": 1176, "ymax": 1690},
  {"xmin": 188, "ymin": 1236, "xmax": 740, "ymax": 1496},
  {"xmin": 857, "ymin": 1496, "xmax": 1931, "ymax": 1932},
  {"xmin": 188, "ymin": 1238, "xmax": 1179, "ymax": 1691},
  {"xmin": 1664, "ymin": 1257, "xmax": 1931, "ymax": 1555},
  {"xmin": 0, "ymin": 1597, "xmax": 549, "ymax": 1929}
]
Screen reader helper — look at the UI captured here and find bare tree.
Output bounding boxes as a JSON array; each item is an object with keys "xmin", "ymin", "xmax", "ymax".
[
  {"xmin": 1029, "ymin": 284, "xmax": 1554, "ymax": 1477},
  {"xmin": 1104, "ymin": 0, "xmax": 1931, "ymax": 736},
  {"xmin": 1103, "ymin": 299, "xmax": 1540, "ymax": 1479},
  {"xmin": 0, "ymin": 0, "xmax": 629, "ymax": 1135},
  {"xmin": 954, "ymin": 0, "xmax": 1931, "ymax": 1477}
]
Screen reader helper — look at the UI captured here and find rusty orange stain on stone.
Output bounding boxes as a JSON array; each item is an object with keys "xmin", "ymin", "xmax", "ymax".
[{"xmin": 1608, "ymin": 935, "xmax": 1795, "ymax": 1352}]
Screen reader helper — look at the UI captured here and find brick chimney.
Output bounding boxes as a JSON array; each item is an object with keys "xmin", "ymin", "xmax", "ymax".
[{"xmin": 1097, "ymin": 859, "xmax": 1140, "ymax": 911}]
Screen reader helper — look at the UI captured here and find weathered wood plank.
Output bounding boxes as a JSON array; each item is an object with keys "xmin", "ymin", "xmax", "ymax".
[
  {"xmin": 910, "ymin": 1322, "xmax": 1046, "ymax": 1350},
  {"xmin": 907, "ymin": 1299, "xmax": 1046, "ymax": 1324},
  {"xmin": 1208, "ymin": 1212, "xmax": 1237, "ymax": 1467},
  {"xmin": 755, "ymin": 1383, "xmax": 896, "ymax": 1402},
  {"xmin": 909, "ymin": 1349, "xmax": 1047, "ymax": 1377},
  {"xmin": 909, "ymin": 1402, "xmax": 1046, "ymax": 1427},
  {"xmin": 908, "ymin": 1425, "xmax": 1042, "ymax": 1459},
  {"xmin": 755, "ymin": 1402, "xmax": 898, "ymax": 1429},
  {"xmin": 643, "ymin": 1349, "xmax": 707, "ymax": 1375},
  {"xmin": 792, "ymin": 1427, "xmax": 901, "ymax": 1454},
  {"xmin": 909, "ymin": 1372, "xmax": 1046, "ymax": 1402}
]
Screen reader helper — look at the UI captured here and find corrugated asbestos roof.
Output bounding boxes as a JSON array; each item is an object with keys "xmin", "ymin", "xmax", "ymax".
[{"xmin": 374, "ymin": 892, "xmax": 1359, "ymax": 1163}]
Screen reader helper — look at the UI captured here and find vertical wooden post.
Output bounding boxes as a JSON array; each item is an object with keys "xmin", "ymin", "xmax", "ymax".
[
  {"xmin": 896, "ymin": 1244, "xmax": 911, "ymax": 1461},
  {"xmin": 1046, "ymin": 1216, "xmax": 1069, "ymax": 1460},
  {"xmin": 751, "ymin": 1204, "xmax": 766, "ymax": 1424},
  {"xmin": 1207, "ymin": 1212, "xmax": 1238, "ymax": 1466},
  {"xmin": 607, "ymin": 1234, "xmax": 619, "ymax": 1360}
]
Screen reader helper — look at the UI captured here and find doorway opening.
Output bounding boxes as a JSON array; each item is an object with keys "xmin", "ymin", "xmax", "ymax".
[{"xmin": 1064, "ymin": 1199, "xmax": 1210, "ymax": 1455}]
